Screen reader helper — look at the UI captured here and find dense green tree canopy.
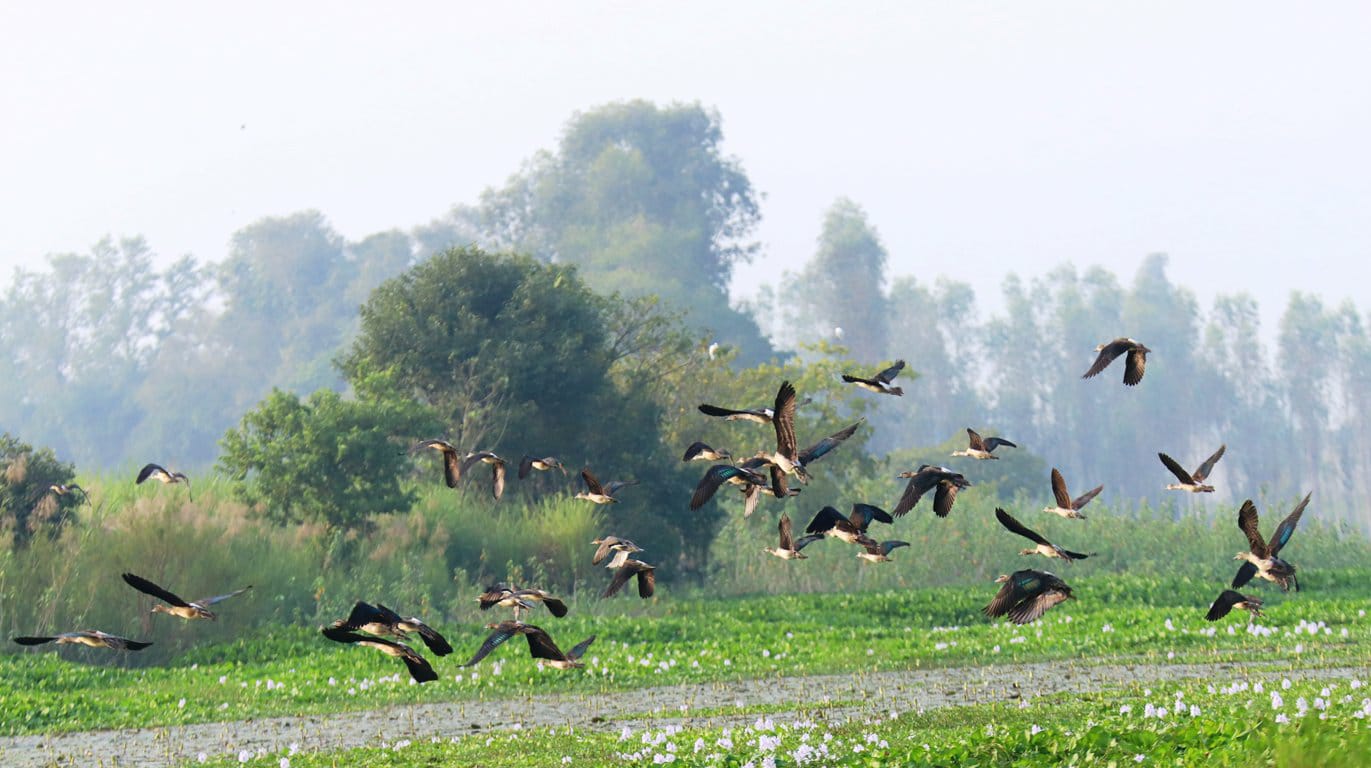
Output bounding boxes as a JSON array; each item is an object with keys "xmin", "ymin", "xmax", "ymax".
[{"xmin": 0, "ymin": 433, "xmax": 79, "ymax": 547}]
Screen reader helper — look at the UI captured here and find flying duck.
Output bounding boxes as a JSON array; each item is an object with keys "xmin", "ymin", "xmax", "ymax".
[
  {"xmin": 121, "ymin": 573, "xmax": 252, "ymax": 621},
  {"xmin": 320, "ymin": 625, "xmax": 438, "ymax": 682},
  {"xmin": 461, "ymin": 621, "xmax": 578, "ymax": 668},
  {"xmin": 1082, "ymin": 337, "xmax": 1150, "ymax": 386},
  {"xmin": 689, "ymin": 463, "xmax": 767, "ymax": 510},
  {"xmin": 136, "ymin": 463, "xmax": 190, "ymax": 490},
  {"xmin": 857, "ymin": 539, "xmax": 910, "ymax": 563},
  {"xmin": 518, "ymin": 455, "xmax": 566, "ymax": 479},
  {"xmin": 1159, "ymin": 445, "xmax": 1225, "ymax": 493},
  {"xmin": 1205, "ymin": 589, "xmax": 1263, "ymax": 621},
  {"xmin": 682, "ymin": 442, "xmax": 732, "ymax": 462},
  {"xmin": 995, "ymin": 507, "xmax": 1092, "ymax": 564},
  {"xmin": 537, "ymin": 634, "xmax": 597, "ymax": 670},
  {"xmin": 603, "ymin": 559, "xmax": 656, "ymax": 599},
  {"xmin": 12, "ymin": 630, "xmax": 152, "ymax": 651},
  {"xmin": 461, "ymin": 451, "xmax": 507, "ymax": 500},
  {"xmin": 1233, "ymin": 493, "xmax": 1310, "ymax": 592},
  {"xmin": 841, "ymin": 360, "xmax": 906, "ymax": 396},
  {"xmin": 575, "ymin": 468, "xmax": 638, "ymax": 504},
  {"xmin": 48, "ymin": 483, "xmax": 89, "ymax": 503},
  {"xmin": 753, "ymin": 381, "xmax": 808, "ymax": 498},
  {"xmin": 764, "ymin": 514, "xmax": 824, "ymax": 560},
  {"xmin": 892, "ymin": 465, "xmax": 970, "ymax": 518},
  {"xmin": 415, "ymin": 439, "xmax": 463, "ymax": 487},
  {"xmin": 477, "ymin": 584, "xmax": 568, "ymax": 620},
  {"xmin": 805, "ymin": 504, "xmax": 893, "ymax": 545},
  {"xmin": 951, "ymin": 429, "xmax": 1017, "ymax": 460},
  {"xmin": 1043, "ymin": 468, "xmax": 1102, "ymax": 519},
  {"xmin": 331, "ymin": 601, "xmax": 453, "ymax": 656},
  {"xmin": 796, "ymin": 419, "xmax": 864, "ymax": 473},
  {"xmin": 592, "ymin": 536, "xmax": 644, "ymax": 568},
  {"xmin": 983, "ymin": 570, "xmax": 1075, "ymax": 624},
  {"xmin": 697, "ymin": 402, "xmax": 774, "ymax": 424}
]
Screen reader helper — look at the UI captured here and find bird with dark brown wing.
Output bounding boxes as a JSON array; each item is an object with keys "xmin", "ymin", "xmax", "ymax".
[
  {"xmin": 689, "ymin": 462, "xmax": 768, "ymax": 510},
  {"xmin": 1205, "ymin": 589, "xmax": 1263, "ymax": 621},
  {"xmin": 122, "ymin": 573, "xmax": 252, "ymax": 621},
  {"xmin": 1043, "ymin": 468, "xmax": 1102, "ymax": 520},
  {"xmin": 1159, "ymin": 445, "xmax": 1225, "ymax": 493},
  {"xmin": 415, "ymin": 440, "xmax": 463, "ymax": 487},
  {"xmin": 764, "ymin": 513, "xmax": 824, "ymax": 560},
  {"xmin": 1233, "ymin": 493, "xmax": 1310, "ymax": 592},
  {"xmin": 892, "ymin": 465, "xmax": 970, "ymax": 518},
  {"xmin": 136, "ymin": 463, "xmax": 191, "ymax": 496},
  {"xmin": 805, "ymin": 504, "xmax": 894, "ymax": 545},
  {"xmin": 682, "ymin": 442, "xmax": 732, "ymax": 462},
  {"xmin": 13, "ymin": 630, "xmax": 153, "ymax": 652},
  {"xmin": 591, "ymin": 536, "xmax": 643, "ymax": 568},
  {"xmin": 518, "ymin": 455, "xmax": 566, "ymax": 479},
  {"xmin": 461, "ymin": 620, "xmax": 589, "ymax": 669},
  {"xmin": 995, "ymin": 508, "xmax": 1092, "ymax": 564},
  {"xmin": 983, "ymin": 570, "xmax": 1074, "ymax": 624},
  {"xmin": 321, "ymin": 625, "xmax": 438, "ymax": 682},
  {"xmin": 603, "ymin": 559, "xmax": 656, "ymax": 599},
  {"xmin": 841, "ymin": 360, "xmax": 906, "ymax": 396},
  {"xmin": 575, "ymin": 468, "xmax": 638, "ymax": 505},
  {"xmin": 460, "ymin": 451, "xmax": 507, "ymax": 500},
  {"xmin": 330, "ymin": 601, "xmax": 453, "ymax": 656},
  {"xmin": 1082, "ymin": 337, "xmax": 1150, "ymax": 386},
  {"xmin": 951, "ymin": 428, "xmax": 1017, "ymax": 460},
  {"xmin": 752, "ymin": 381, "xmax": 804, "ymax": 499}
]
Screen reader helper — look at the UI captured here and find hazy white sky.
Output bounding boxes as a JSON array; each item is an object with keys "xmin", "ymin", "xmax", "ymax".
[{"xmin": 2, "ymin": 1, "xmax": 1368, "ymax": 332}]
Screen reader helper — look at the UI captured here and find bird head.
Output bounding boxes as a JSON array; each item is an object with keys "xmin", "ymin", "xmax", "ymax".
[
  {"xmin": 888, "ymin": 386, "xmax": 904, "ymax": 396},
  {"xmin": 993, "ymin": 574, "xmax": 1010, "ymax": 584}
]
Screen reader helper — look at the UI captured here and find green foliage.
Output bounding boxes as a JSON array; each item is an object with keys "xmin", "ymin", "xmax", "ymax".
[
  {"xmin": 0, "ymin": 433, "xmax": 79, "ymax": 547},
  {"xmin": 218, "ymin": 389, "xmax": 435, "ymax": 529}
]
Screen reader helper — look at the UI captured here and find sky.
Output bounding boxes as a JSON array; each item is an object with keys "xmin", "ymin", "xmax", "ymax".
[{"xmin": 2, "ymin": 1, "xmax": 1368, "ymax": 335}]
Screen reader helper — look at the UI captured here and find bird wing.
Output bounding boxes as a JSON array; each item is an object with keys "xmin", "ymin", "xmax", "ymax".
[
  {"xmin": 690, "ymin": 464, "xmax": 748, "ymax": 510},
  {"xmin": 982, "ymin": 579, "xmax": 1022, "ymax": 619},
  {"xmin": 772, "ymin": 381, "xmax": 799, "ymax": 459},
  {"xmin": 604, "ymin": 479, "xmax": 638, "ymax": 496},
  {"xmin": 398, "ymin": 651, "xmax": 438, "ymax": 683},
  {"xmin": 891, "ymin": 475, "xmax": 926, "ymax": 517},
  {"xmin": 12, "ymin": 636, "xmax": 57, "ymax": 645},
  {"xmin": 566, "ymin": 635, "xmax": 596, "ymax": 661},
  {"xmin": 1269, "ymin": 492, "xmax": 1310, "ymax": 556},
  {"xmin": 1192, "ymin": 444, "xmax": 1226, "ymax": 483},
  {"xmin": 442, "ymin": 450, "xmax": 462, "ymax": 488},
  {"xmin": 966, "ymin": 428, "xmax": 987, "ymax": 452},
  {"xmin": 321, "ymin": 626, "xmax": 369, "ymax": 644},
  {"xmin": 413, "ymin": 622, "xmax": 453, "ymax": 656},
  {"xmin": 1232, "ymin": 561, "xmax": 1259, "ymax": 589},
  {"xmin": 581, "ymin": 468, "xmax": 606, "ymax": 495},
  {"xmin": 196, "ymin": 585, "xmax": 253, "ymax": 607},
  {"xmin": 804, "ymin": 506, "xmax": 846, "ymax": 535},
  {"xmin": 880, "ymin": 540, "xmax": 910, "ymax": 556},
  {"xmin": 799, "ymin": 420, "xmax": 863, "ymax": 465},
  {"xmin": 1050, "ymin": 468, "xmax": 1072, "ymax": 509},
  {"xmin": 1072, "ymin": 485, "xmax": 1104, "ymax": 510},
  {"xmin": 1009, "ymin": 589, "xmax": 1071, "ymax": 624},
  {"xmin": 794, "ymin": 534, "xmax": 825, "ymax": 552},
  {"xmin": 932, "ymin": 479, "xmax": 961, "ymax": 518},
  {"xmin": 135, "ymin": 463, "xmax": 167, "ymax": 484},
  {"xmin": 850, "ymin": 503, "xmax": 893, "ymax": 531},
  {"xmin": 121, "ymin": 573, "xmax": 190, "ymax": 607},
  {"xmin": 459, "ymin": 452, "xmax": 487, "ymax": 477},
  {"xmin": 698, "ymin": 403, "xmax": 758, "ymax": 418},
  {"xmin": 635, "ymin": 565, "xmax": 656, "ymax": 598},
  {"xmin": 602, "ymin": 564, "xmax": 637, "ymax": 598},
  {"xmin": 591, "ymin": 539, "xmax": 615, "ymax": 566},
  {"xmin": 1060, "ymin": 548, "xmax": 1091, "ymax": 561},
  {"xmin": 1237, "ymin": 500, "xmax": 1269, "ymax": 559},
  {"xmin": 682, "ymin": 442, "xmax": 710, "ymax": 462},
  {"xmin": 742, "ymin": 483, "xmax": 762, "ymax": 517},
  {"xmin": 522, "ymin": 625, "xmax": 568, "ymax": 661},
  {"xmin": 1123, "ymin": 348, "xmax": 1147, "ymax": 386},
  {"xmin": 1082, "ymin": 339, "xmax": 1129, "ymax": 379},
  {"xmin": 769, "ymin": 464, "xmax": 789, "ymax": 500},
  {"xmin": 875, "ymin": 360, "xmax": 906, "ymax": 384},
  {"xmin": 1158, "ymin": 453, "xmax": 1195, "ymax": 484},
  {"xmin": 984, "ymin": 437, "xmax": 1017, "ymax": 451},
  {"xmin": 778, "ymin": 514, "xmax": 795, "ymax": 550},
  {"xmin": 518, "ymin": 455, "xmax": 534, "ymax": 480},
  {"xmin": 1205, "ymin": 590, "xmax": 1243, "ymax": 621},
  {"xmin": 343, "ymin": 601, "xmax": 387, "ymax": 628},
  {"xmin": 995, "ymin": 508, "xmax": 1050, "ymax": 546},
  {"xmin": 491, "ymin": 461, "xmax": 506, "ymax": 500},
  {"xmin": 461, "ymin": 623, "xmax": 519, "ymax": 667},
  {"xmin": 841, "ymin": 373, "xmax": 876, "ymax": 386}
]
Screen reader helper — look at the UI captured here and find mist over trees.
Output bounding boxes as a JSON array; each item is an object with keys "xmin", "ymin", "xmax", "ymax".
[{"xmin": 1, "ymin": 100, "xmax": 1368, "ymax": 537}]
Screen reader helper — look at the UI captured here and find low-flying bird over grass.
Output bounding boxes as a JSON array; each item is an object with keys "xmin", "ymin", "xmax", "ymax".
[
  {"xmin": 461, "ymin": 451, "xmax": 507, "ymax": 500},
  {"xmin": 805, "ymin": 504, "xmax": 893, "ymax": 545},
  {"xmin": 856, "ymin": 539, "xmax": 909, "ymax": 563},
  {"xmin": 764, "ymin": 514, "xmax": 824, "ymax": 560},
  {"xmin": 1082, "ymin": 337, "xmax": 1151, "ymax": 386},
  {"xmin": 1043, "ymin": 468, "xmax": 1102, "ymax": 519},
  {"xmin": 682, "ymin": 442, "xmax": 732, "ymax": 462},
  {"xmin": 983, "ymin": 570, "xmax": 1074, "ymax": 624},
  {"xmin": 1159, "ymin": 445, "xmax": 1226, "ymax": 493},
  {"xmin": 1233, "ymin": 493, "xmax": 1310, "ymax": 592},
  {"xmin": 603, "ymin": 559, "xmax": 656, "ymax": 599},
  {"xmin": 121, "ymin": 573, "xmax": 252, "ymax": 621},
  {"xmin": 689, "ymin": 462, "xmax": 767, "ymax": 510},
  {"xmin": 841, "ymin": 359, "xmax": 906, "ymax": 396},
  {"xmin": 592, "ymin": 536, "xmax": 643, "ymax": 568},
  {"xmin": 575, "ymin": 468, "xmax": 638, "ymax": 504},
  {"xmin": 48, "ymin": 483, "xmax": 89, "ymax": 503},
  {"xmin": 754, "ymin": 380, "xmax": 805, "ymax": 498},
  {"xmin": 536, "ymin": 634, "xmax": 597, "ymax": 670},
  {"xmin": 995, "ymin": 508, "xmax": 1092, "ymax": 564},
  {"xmin": 13, "ymin": 630, "xmax": 153, "ymax": 651},
  {"xmin": 331, "ymin": 601, "xmax": 452, "ymax": 656},
  {"xmin": 951, "ymin": 428, "xmax": 1017, "ymax": 460},
  {"xmin": 478, "ymin": 584, "xmax": 568, "ymax": 620},
  {"xmin": 320, "ymin": 625, "xmax": 438, "ymax": 682},
  {"xmin": 892, "ymin": 465, "xmax": 970, "ymax": 518},
  {"xmin": 461, "ymin": 621, "xmax": 588, "ymax": 669},
  {"xmin": 518, "ymin": 455, "xmax": 566, "ymax": 479},
  {"xmin": 415, "ymin": 439, "xmax": 463, "ymax": 487},
  {"xmin": 1205, "ymin": 589, "xmax": 1263, "ymax": 621},
  {"xmin": 136, "ymin": 463, "xmax": 190, "ymax": 490}
]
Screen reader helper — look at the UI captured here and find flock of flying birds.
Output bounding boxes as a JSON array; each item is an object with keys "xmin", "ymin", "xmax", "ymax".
[{"xmin": 10, "ymin": 337, "xmax": 1313, "ymax": 683}]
